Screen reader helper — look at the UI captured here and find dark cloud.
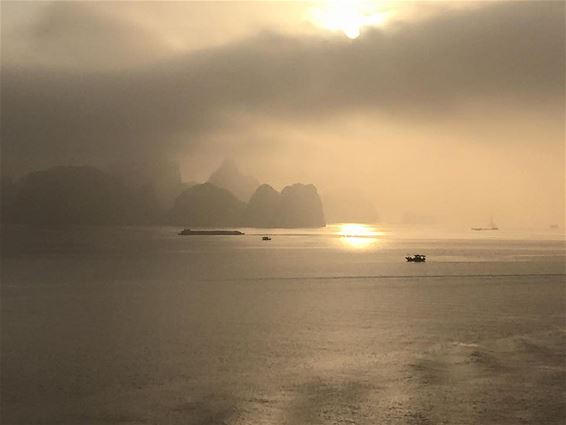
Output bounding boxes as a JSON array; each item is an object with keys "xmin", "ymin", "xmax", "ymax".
[
  {"xmin": 3, "ymin": 2, "xmax": 174, "ymax": 69},
  {"xmin": 1, "ymin": 1, "xmax": 564, "ymax": 175}
]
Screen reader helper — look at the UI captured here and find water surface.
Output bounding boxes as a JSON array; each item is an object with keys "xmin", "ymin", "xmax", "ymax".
[{"xmin": 2, "ymin": 224, "xmax": 565, "ymax": 424}]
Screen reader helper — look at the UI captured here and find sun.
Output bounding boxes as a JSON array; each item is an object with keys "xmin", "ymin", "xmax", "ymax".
[{"xmin": 309, "ymin": 1, "xmax": 390, "ymax": 39}]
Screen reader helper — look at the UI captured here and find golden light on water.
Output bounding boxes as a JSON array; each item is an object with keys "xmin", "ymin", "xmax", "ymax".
[
  {"xmin": 339, "ymin": 223, "xmax": 382, "ymax": 249},
  {"xmin": 309, "ymin": 1, "xmax": 390, "ymax": 39}
]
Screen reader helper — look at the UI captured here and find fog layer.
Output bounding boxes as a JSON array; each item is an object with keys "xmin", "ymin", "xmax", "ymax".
[{"xmin": 2, "ymin": 1, "xmax": 564, "ymax": 225}]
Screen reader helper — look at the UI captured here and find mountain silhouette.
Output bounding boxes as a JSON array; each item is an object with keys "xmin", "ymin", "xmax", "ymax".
[
  {"xmin": 242, "ymin": 184, "xmax": 281, "ymax": 227},
  {"xmin": 3, "ymin": 166, "xmax": 156, "ymax": 225},
  {"xmin": 278, "ymin": 183, "xmax": 325, "ymax": 228},
  {"xmin": 208, "ymin": 160, "xmax": 259, "ymax": 202},
  {"xmin": 2, "ymin": 166, "xmax": 326, "ymax": 228},
  {"xmin": 168, "ymin": 182, "xmax": 245, "ymax": 227},
  {"xmin": 243, "ymin": 183, "xmax": 325, "ymax": 228},
  {"xmin": 107, "ymin": 159, "xmax": 186, "ymax": 210}
]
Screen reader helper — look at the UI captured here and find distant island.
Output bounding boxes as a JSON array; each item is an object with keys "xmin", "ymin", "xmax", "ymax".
[
  {"xmin": 168, "ymin": 182, "xmax": 246, "ymax": 227},
  {"xmin": 207, "ymin": 160, "xmax": 259, "ymax": 202},
  {"xmin": 169, "ymin": 182, "xmax": 325, "ymax": 228},
  {"xmin": 1, "ymin": 161, "xmax": 327, "ymax": 229},
  {"xmin": 242, "ymin": 183, "xmax": 325, "ymax": 228}
]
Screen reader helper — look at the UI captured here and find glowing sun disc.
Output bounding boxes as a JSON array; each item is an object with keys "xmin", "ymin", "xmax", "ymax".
[{"xmin": 309, "ymin": 1, "xmax": 389, "ymax": 39}]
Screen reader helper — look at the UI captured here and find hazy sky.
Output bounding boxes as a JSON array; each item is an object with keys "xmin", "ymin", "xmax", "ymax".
[{"xmin": 1, "ymin": 1, "xmax": 564, "ymax": 225}]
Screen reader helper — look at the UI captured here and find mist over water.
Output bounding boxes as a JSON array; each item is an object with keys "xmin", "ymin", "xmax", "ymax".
[
  {"xmin": 1, "ymin": 1, "xmax": 565, "ymax": 422},
  {"xmin": 2, "ymin": 1, "xmax": 564, "ymax": 227},
  {"xmin": 2, "ymin": 224, "xmax": 564, "ymax": 424}
]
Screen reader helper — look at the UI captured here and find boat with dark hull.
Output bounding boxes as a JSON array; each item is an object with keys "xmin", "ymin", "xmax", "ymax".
[
  {"xmin": 178, "ymin": 229, "xmax": 244, "ymax": 236},
  {"xmin": 406, "ymin": 254, "xmax": 426, "ymax": 262}
]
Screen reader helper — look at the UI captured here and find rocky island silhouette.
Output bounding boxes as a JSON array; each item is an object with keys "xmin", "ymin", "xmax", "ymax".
[{"xmin": 2, "ymin": 161, "xmax": 326, "ymax": 228}]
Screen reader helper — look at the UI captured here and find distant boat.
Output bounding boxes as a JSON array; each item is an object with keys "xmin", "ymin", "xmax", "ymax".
[
  {"xmin": 406, "ymin": 254, "xmax": 426, "ymax": 262},
  {"xmin": 471, "ymin": 217, "xmax": 499, "ymax": 231},
  {"xmin": 178, "ymin": 229, "xmax": 244, "ymax": 236},
  {"xmin": 262, "ymin": 236, "xmax": 272, "ymax": 241}
]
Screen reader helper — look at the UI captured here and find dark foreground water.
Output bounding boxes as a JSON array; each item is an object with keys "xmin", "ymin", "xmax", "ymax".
[{"xmin": 1, "ymin": 225, "xmax": 565, "ymax": 424}]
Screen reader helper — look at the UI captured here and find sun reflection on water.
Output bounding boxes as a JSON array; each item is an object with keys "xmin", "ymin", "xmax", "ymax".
[{"xmin": 338, "ymin": 223, "xmax": 382, "ymax": 249}]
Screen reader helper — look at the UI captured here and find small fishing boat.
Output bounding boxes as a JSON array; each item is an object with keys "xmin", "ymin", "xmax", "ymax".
[
  {"xmin": 406, "ymin": 254, "xmax": 426, "ymax": 262},
  {"xmin": 262, "ymin": 236, "xmax": 272, "ymax": 241}
]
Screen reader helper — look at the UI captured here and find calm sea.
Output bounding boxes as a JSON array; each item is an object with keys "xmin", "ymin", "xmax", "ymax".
[{"xmin": 1, "ymin": 224, "xmax": 565, "ymax": 424}]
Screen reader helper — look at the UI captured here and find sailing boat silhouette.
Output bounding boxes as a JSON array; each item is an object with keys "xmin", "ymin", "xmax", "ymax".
[{"xmin": 471, "ymin": 216, "xmax": 499, "ymax": 231}]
